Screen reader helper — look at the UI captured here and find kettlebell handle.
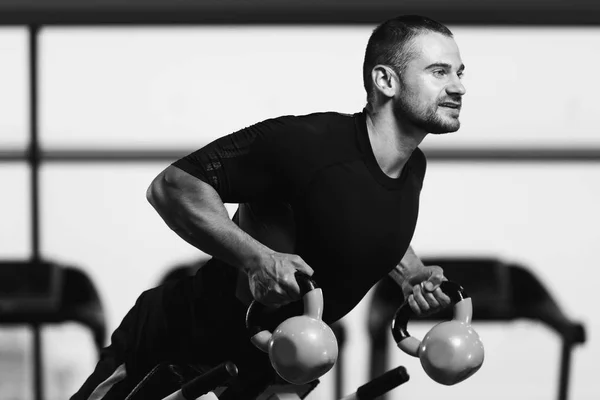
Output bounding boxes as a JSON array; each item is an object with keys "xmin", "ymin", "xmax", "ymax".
[
  {"xmin": 246, "ymin": 271, "xmax": 320, "ymax": 338},
  {"xmin": 391, "ymin": 281, "xmax": 469, "ymax": 345}
]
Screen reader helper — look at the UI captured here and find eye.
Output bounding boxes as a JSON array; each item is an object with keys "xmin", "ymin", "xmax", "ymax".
[
  {"xmin": 457, "ymin": 71, "xmax": 465, "ymax": 79},
  {"xmin": 433, "ymin": 69, "xmax": 447, "ymax": 77}
]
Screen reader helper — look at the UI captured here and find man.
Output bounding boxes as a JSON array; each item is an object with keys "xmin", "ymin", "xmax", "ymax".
[{"xmin": 72, "ymin": 14, "xmax": 466, "ymax": 400}]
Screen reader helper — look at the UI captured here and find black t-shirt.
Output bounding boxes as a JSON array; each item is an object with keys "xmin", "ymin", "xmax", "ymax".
[{"xmin": 172, "ymin": 109, "xmax": 426, "ymax": 324}]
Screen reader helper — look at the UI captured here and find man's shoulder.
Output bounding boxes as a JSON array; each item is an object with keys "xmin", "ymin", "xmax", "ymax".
[
  {"xmin": 271, "ymin": 110, "xmax": 357, "ymax": 132},
  {"xmin": 256, "ymin": 111, "xmax": 361, "ymax": 172},
  {"xmin": 284, "ymin": 111, "xmax": 360, "ymax": 146},
  {"xmin": 234, "ymin": 111, "xmax": 356, "ymax": 151}
]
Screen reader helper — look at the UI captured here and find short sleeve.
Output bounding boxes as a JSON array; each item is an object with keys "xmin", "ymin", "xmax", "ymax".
[{"xmin": 172, "ymin": 116, "xmax": 306, "ymax": 203}]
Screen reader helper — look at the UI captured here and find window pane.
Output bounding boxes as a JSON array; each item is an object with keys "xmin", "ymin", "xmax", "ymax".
[
  {"xmin": 398, "ymin": 163, "xmax": 600, "ymax": 400},
  {"xmin": 41, "ymin": 164, "xmax": 205, "ymax": 330},
  {"xmin": 40, "ymin": 26, "xmax": 367, "ymax": 149},
  {"xmin": 0, "ymin": 28, "xmax": 28, "ymax": 148},
  {"xmin": 0, "ymin": 165, "xmax": 30, "ymax": 258},
  {"xmin": 40, "ymin": 26, "xmax": 600, "ymax": 150},
  {"xmin": 425, "ymin": 27, "xmax": 600, "ymax": 150},
  {"xmin": 38, "ymin": 163, "xmax": 599, "ymax": 400}
]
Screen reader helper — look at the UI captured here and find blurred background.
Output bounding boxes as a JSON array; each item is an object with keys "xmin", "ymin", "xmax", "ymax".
[{"xmin": 0, "ymin": 0, "xmax": 598, "ymax": 399}]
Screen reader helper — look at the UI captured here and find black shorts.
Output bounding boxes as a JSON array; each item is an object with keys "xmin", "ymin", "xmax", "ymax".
[{"xmin": 70, "ymin": 261, "xmax": 275, "ymax": 400}]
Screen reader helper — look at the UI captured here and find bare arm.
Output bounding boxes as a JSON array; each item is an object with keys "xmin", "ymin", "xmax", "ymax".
[
  {"xmin": 389, "ymin": 245, "xmax": 425, "ymax": 287},
  {"xmin": 147, "ymin": 165, "xmax": 272, "ymax": 272},
  {"xmin": 146, "ymin": 165, "xmax": 313, "ymax": 306},
  {"xmin": 389, "ymin": 245, "xmax": 450, "ymax": 315}
]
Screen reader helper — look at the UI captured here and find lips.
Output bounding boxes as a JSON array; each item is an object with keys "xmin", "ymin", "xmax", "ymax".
[{"xmin": 439, "ymin": 103, "xmax": 461, "ymax": 109}]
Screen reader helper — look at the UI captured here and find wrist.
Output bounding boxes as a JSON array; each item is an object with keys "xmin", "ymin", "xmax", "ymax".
[
  {"xmin": 391, "ymin": 259, "xmax": 426, "ymax": 291},
  {"xmin": 240, "ymin": 244, "xmax": 274, "ymax": 273},
  {"xmin": 397, "ymin": 259, "xmax": 424, "ymax": 279},
  {"xmin": 398, "ymin": 246, "xmax": 425, "ymax": 276}
]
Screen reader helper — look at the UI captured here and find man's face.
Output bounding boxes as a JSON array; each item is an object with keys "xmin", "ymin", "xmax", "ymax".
[{"xmin": 394, "ymin": 32, "xmax": 466, "ymax": 134}]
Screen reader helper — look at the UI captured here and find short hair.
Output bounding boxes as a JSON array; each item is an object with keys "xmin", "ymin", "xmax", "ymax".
[{"xmin": 363, "ymin": 15, "xmax": 454, "ymax": 102}]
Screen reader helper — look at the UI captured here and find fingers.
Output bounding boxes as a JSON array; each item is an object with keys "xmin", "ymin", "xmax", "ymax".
[
  {"xmin": 422, "ymin": 267, "xmax": 446, "ymax": 291},
  {"xmin": 292, "ymin": 255, "xmax": 314, "ymax": 277},
  {"xmin": 408, "ymin": 282, "xmax": 452, "ymax": 316},
  {"xmin": 265, "ymin": 274, "xmax": 302, "ymax": 307},
  {"xmin": 414, "ymin": 283, "xmax": 436, "ymax": 310},
  {"xmin": 407, "ymin": 294, "xmax": 419, "ymax": 314},
  {"xmin": 254, "ymin": 285, "xmax": 299, "ymax": 309},
  {"xmin": 431, "ymin": 287, "xmax": 452, "ymax": 307},
  {"xmin": 249, "ymin": 253, "xmax": 314, "ymax": 308},
  {"xmin": 408, "ymin": 283, "xmax": 437, "ymax": 315}
]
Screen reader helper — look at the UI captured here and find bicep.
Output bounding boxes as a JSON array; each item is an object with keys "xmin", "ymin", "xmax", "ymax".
[{"xmin": 147, "ymin": 165, "xmax": 221, "ymax": 213}]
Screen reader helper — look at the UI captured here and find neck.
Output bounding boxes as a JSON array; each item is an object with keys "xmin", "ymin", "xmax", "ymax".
[{"xmin": 365, "ymin": 103, "xmax": 427, "ymax": 178}]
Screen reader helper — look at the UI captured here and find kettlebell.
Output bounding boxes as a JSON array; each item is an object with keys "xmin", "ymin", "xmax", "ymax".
[
  {"xmin": 246, "ymin": 272, "xmax": 338, "ymax": 385},
  {"xmin": 391, "ymin": 281, "xmax": 484, "ymax": 386}
]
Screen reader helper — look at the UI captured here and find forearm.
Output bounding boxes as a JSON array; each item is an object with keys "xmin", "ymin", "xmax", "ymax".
[
  {"xmin": 390, "ymin": 246, "xmax": 450, "ymax": 315},
  {"xmin": 147, "ymin": 166, "xmax": 273, "ymax": 272},
  {"xmin": 389, "ymin": 245, "xmax": 425, "ymax": 286}
]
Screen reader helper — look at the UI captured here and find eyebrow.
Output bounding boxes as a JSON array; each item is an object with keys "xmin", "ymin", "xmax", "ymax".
[{"xmin": 426, "ymin": 62, "xmax": 466, "ymax": 72}]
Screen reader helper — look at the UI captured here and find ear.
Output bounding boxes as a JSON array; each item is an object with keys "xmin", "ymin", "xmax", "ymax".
[{"xmin": 371, "ymin": 65, "xmax": 398, "ymax": 99}]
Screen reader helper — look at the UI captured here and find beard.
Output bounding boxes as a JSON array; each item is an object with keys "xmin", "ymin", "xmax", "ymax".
[{"xmin": 394, "ymin": 92, "xmax": 461, "ymax": 134}]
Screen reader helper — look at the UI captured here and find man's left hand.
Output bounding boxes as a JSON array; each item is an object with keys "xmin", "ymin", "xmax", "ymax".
[{"xmin": 402, "ymin": 265, "xmax": 452, "ymax": 316}]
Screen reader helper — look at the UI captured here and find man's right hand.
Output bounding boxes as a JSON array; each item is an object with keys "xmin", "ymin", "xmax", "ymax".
[{"xmin": 246, "ymin": 252, "xmax": 314, "ymax": 308}]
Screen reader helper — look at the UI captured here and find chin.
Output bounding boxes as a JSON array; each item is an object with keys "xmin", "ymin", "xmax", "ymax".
[
  {"xmin": 433, "ymin": 125, "xmax": 460, "ymax": 134},
  {"xmin": 425, "ymin": 120, "xmax": 460, "ymax": 134}
]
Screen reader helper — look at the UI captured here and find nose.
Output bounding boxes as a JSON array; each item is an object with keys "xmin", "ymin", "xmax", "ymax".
[{"xmin": 447, "ymin": 74, "xmax": 466, "ymax": 96}]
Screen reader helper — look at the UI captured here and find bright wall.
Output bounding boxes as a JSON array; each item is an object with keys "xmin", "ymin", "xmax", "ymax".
[{"xmin": 0, "ymin": 25, "xmax": 598, "ymax": 399}]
